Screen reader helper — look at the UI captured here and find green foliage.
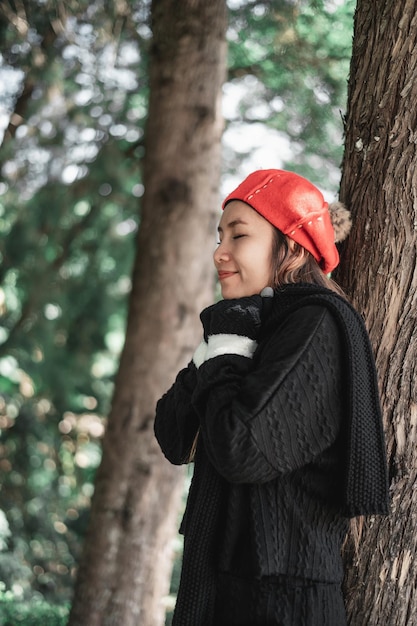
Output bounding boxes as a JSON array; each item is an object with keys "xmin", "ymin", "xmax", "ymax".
[
  {"xmin": 0, "ymin": 0, "xmax": 149, "ymax": 606},
  {"xmin": 0, "ymin": 584, "xmax": 69, "ymax": 626},
  {"xmin": 226, "ymin": 0, "xmax": 355, "ymax": 188}
]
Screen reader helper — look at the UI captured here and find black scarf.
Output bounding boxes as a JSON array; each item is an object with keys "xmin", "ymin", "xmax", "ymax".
[
  {"xmin": 265, "ymin": 283, "xmax": 390, "ymax": 517},
  {"xmin": 173, "ymin": 445, "xmax": 226, "ymax": 625}
]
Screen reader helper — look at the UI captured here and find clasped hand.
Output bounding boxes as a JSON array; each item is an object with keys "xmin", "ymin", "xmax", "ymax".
[
  {"xmin": 192, "ymin": 288, "xmax": 274, "ymax": 368},
  {"xmin": 200, "ymin": 287, "xmax": 274, "ymax": 341}
]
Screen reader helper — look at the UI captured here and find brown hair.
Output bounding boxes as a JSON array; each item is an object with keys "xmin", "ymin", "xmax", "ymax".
[{"xmin": 270, "ymin": 228, "xmax": 346, "ymax": 297}]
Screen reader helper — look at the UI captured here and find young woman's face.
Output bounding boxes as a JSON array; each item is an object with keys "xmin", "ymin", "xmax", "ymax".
[{"xmin": 214, "ymin": 200, "xmax": 275, "ymax": 299}]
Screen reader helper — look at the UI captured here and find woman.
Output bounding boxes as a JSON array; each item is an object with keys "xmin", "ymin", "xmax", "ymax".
[{"xmin": 154, "ymin": 169, "xmax": 389, "ymax": 625}]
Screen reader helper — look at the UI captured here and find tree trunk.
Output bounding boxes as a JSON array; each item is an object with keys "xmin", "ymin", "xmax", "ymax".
[
  {"xmin": 335, "ymin": 1, "xmax": 417, "ymax": 623},
  {"xmin": 68, "ymin": 1, "xmax": 227, "ymax": 625}
]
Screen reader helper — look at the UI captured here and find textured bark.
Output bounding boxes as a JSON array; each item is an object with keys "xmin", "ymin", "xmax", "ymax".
[
  {"xmin": 334, "ymin": 1, "xmax": 417, "ymax": 623},
  {"xmin": 68, "ymin": 1, "xmax": 227, "ymax": 625}
]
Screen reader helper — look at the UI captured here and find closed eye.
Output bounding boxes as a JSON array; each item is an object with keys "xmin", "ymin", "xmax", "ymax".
[{"xmin": 216, "ymin": 234, "xmax": 246, "ymax": 245}]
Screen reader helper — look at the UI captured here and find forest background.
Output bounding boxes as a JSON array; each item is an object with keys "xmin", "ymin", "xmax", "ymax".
[{"xmin": 1, "ymin": 0, "xmax": 357, "ymax": 623}]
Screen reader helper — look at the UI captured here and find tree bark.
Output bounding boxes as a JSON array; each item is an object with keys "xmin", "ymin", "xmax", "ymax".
[
  {"xmin": 335, "ymin": 1, "xmax": 417, "ymax": 623},
  {"xmin": 68, "ymin": 1, "xmax": 227, "ymax": 625}
]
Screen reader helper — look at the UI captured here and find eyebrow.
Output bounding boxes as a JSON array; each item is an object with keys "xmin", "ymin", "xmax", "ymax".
[{"xmin": 217, "ymin": 218, "xmax": 248, "ymax": 233}]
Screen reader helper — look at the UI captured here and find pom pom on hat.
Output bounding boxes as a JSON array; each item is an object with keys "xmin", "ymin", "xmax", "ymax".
[
  {"xmin": 222, "ymin": 169, "xmax": 351, "ymax": 274},
  {"xmin": 328, "ymin": 200, "xmax": 352, "ymax": 243}
]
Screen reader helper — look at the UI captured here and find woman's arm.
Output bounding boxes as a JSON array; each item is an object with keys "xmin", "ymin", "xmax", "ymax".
[
  {"xmin": 154, "ymin": 360, "xmax": 201, "ymax": 465},
  {"xmin": 192, "ymin": 304, "xmax": 344, "ymax": 483}
]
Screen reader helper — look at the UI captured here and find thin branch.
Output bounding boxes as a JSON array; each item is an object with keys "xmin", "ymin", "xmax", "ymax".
[{"xmin": 0, "ymin": 0, "xmax": 29, "ymax": 36}]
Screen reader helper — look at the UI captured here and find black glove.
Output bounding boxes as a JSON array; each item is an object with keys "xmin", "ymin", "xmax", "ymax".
[{"xmin": 200, "ymin": 295, "xmax": 264, "ymax": 341}]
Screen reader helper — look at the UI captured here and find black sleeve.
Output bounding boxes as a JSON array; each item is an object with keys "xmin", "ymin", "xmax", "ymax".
[
  {"xmin": 154, "ymin": 362, "xmax": 200, "ymax": 465},
  {"xmin": 192, "ymin": 305, "xmax": 344, "ymax": 483}
]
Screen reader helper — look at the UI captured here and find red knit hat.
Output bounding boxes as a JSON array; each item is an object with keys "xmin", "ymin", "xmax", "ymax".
[{"xmin": 222, "ymin": 169, "xmax": 341, "ymax": 274}]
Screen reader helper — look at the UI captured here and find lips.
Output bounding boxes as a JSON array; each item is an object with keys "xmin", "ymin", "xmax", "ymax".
[{"xmin": 218, "ymin": 270, "xmax": 238, "ymax": 281}]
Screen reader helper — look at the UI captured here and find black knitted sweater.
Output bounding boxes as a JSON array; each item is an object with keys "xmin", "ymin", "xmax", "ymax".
[{"xmin": 154, "ymin": 283, "xmax": 389, "ymax": 625}]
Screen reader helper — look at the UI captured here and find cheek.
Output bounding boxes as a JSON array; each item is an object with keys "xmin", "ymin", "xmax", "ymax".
[
  {"xmin": 245, "ymin": 247, "xmax": 274, "ymax": 289},
  {"xmin": 261, "ymin": 245, "xmax": 274, "ymax": 273},
  {"xmin": 268, "ymin": 250, "xmax": 275, "ymax": 280}
]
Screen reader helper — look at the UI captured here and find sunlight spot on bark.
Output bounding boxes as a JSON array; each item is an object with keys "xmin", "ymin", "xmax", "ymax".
[
  {"xmin": 399, "ymin": 550, "xmax": 412, "ymax": 587},
  {"xmin": 395, "ymin": 420, "xmax": 406, "ymax": 456},
  {"xmin": 410, "ymin": 403, "xmax": 417, "ymax": 433},
  {"xmin": 390, "ymin": 556, "xmax": 398, "ymax": 581},
  {"xmin": 379, "ymin": 563, "xmax": 388, "ymax": 585}
]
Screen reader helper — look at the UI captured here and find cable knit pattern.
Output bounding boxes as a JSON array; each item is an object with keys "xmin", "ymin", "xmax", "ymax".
[
  {"xmin": 154, "ymin": 283, "xmax": 389, "ymax": 625},
  {"xmin": 262, "ymin": 283, "xmax": 389, "ymax": 517}
]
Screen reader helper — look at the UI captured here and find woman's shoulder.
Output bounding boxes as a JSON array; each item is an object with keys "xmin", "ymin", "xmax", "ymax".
[
  {"xmin": 267, "ymin": 282, "xmax": 366, "ymax": 339},
  {"xmin": 256, "ymin": 303, "xmax": 342, "ymax": 376}
]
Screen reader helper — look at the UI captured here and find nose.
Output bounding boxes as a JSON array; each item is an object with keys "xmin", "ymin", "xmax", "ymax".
[{"xmin": 213, "ymin": 240, "xmax": 230, "ymax": 266}]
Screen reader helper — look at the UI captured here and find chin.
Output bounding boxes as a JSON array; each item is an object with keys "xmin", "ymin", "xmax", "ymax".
[
  {"xmin": 221, "ymin": 287, "xmax": 255, "ymax": 299},
  {"xmin": 221, "ymin": 287, "xmax": 238, "ymax": 299}
]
